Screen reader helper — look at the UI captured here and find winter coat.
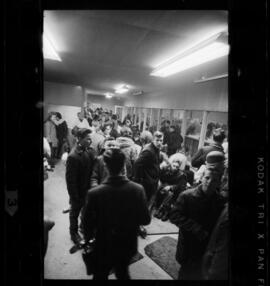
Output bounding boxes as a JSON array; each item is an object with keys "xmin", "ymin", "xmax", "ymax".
[
  {"xmin": 154, "ymin": 165, "xmax": 187, "ymax": 218},
  {"xmin": 201, "ymin": 203, "xmax": 228, "ymax": 280},
  {"xmin": 191, "ymin": 143, "xmax": 224, "ymax": 169},
  {"xmin": 159, "ymin": 165, "xmax": 187, "ymax": 198},
  {"xmin": 44, "ymin": 120, "xmax": 58, "ymax": 147},
  {"xmin": 90, "ymin": 155, "xmax": 109, "ymax": 189},
  {"xmin": 160, "ymin": 126, "xmax": 170, "ymax": 145},
  {"xmin": 55, "ymin": 120, "xmax": 68, "ymax": 143},
  {"xmin": 82, "ymin": 176, "xmax": 151, "ymax": 262},
  {"xmin": 167, "ymin": 131, "xmax": 183, "ymax": 156},
  {"xmin": 133, "ymin": 142, "xmax": 161, "ymax": 199},
  {"xmin": 65, "ymin": 146, "xmax": 96, "ymax": 202},
  {"xmin": 116, "ymin": 136, "xmax": 138, "ymax": 179},
  {"xmin": 169, "ymin": 185, "xmax": 225, "ymax": 265},
  {"xmin": 90, "ymin": 131, "xmax": 105, "ymax": 154}
]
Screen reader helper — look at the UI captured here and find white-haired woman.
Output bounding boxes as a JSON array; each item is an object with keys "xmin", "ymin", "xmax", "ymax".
[{"xmin": 153, "ymin": 152, "xmax": 188, "ymax": 221}]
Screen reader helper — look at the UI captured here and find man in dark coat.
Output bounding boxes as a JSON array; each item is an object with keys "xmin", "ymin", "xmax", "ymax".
[
  {"xmin": 160, "ymin": 120, "xmax": 170, "ymax": 147},
  {"xmin": 81, "ymin": 148, "xmax": 151, "ymax": 280},
  {"xmin": 133, "ymin": 131, "xmax": 163, "ymax": 238},
  {"xmin": 201, "ymin": 203, "xmax": 229, "ymax": 280},
  {"xmin": 133, "ymin": 131, "xmax": 163, "ymax": 208},
  {"xmin": 169, "ymin": 167, "xmax": 225, "ymax": 280},
  {"xmin": 191, "ymin": 128, "xmax": 226, "ymax": 169},
  {"xmin": 54, "ymin": 112, "xmax": 69, "ymax": 159},
  {"xmin": 90, "ymin": 138, "xmax": 119, "ymax": 188},
  {"xmin": 167, "ymin": 125, "xmax": 183, "ymax": 156},
  {"xmin": 65, "ymin": 128, "xmax": 96, "ymax": 244}
]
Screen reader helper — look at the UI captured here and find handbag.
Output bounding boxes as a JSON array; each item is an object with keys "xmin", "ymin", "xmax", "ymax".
[{"xmin": 82, "ymin": 239, "xmax": 96, "ymax": 275}]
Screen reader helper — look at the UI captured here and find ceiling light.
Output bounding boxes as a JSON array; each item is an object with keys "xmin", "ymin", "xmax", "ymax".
[
  {"xmin": 194, "ymin": 73, "xmax": 228, "ymax": 83},
  {"xmin": 105, "ymin": 93, "xmax": 113, "ymax": 98},
  {"xmin": 115, "ymin": 85, "xmax": 129, "ymax": 94},
  {"xmin": 150, "ymin": 32, "xmax": 229, "ymax": 77},
  {"xmin": 43, "ymin": 33, "xmax": 62, "ymax": 61}
]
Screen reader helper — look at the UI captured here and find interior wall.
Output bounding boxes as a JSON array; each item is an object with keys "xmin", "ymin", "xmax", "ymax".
[
  {"xmin": 125, "ymin": 78, "xmax": 228, "ymax": 112},
  {"xmin": 44, "ymin": 81, "xmax": 126, "ymax": 121},
  {"xmin": 87, "ymin": 94, "xmax": 125, "ymax": 111},
  {"xmin": 44, "ymin": 81, "xmax": 84, "ymax": 119}
]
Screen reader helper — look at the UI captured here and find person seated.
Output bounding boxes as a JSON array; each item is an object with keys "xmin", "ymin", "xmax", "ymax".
[{"xmin": 153, "ymin": 153, "xmax": 188, "ymax": 221}]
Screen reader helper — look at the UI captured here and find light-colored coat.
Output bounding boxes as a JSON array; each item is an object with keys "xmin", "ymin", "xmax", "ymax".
[{"xmin": 44, "ymin": 120, "xmax": 58, "ymax": 147}]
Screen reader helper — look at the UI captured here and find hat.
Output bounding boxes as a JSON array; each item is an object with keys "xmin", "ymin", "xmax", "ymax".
[
  {"xmin": 206, "ymin": 151, "xmax": 225, "ymax": 174},
  {"xmin": 206, "ymin": 151, "xmax": 225, "ymax": 164}
]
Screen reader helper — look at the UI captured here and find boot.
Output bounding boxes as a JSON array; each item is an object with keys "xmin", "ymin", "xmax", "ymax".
[
  {"xmin": 70, "ymin": 232, "xmax": 83, "ymax": 245},
  {"xmin": 138, "ymin": 226, "xmax": 147, "ymax": 239}
]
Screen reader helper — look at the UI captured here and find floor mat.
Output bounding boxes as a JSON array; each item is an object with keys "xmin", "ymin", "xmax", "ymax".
[
  {"xmin": 130, "ymin": 251, "xmax": 144, "ymax": 265},
  {"xmin": 144, "ymin": 236, "xmax": 180, "ymax": 280}
]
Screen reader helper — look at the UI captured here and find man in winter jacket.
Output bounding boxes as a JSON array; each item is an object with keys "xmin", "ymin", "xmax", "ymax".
[
  {"xmin": 201, "ymin": 203, "xmax": 228, "ymax": 280},
  {"xmin": 134, "ymin": 131, "xmax": 164, "ymax": 206},
  {"xmin": 133, "ymin": 131, "xmax": 163, "ymax": 238},
  {"xmin": 65, "ymin": 128, "xmax": 96, "ymax": 244},
  {"xmin": 90, "ymin": 137, "xmax": 120, "ymax": 188},
  {"xmin": 169, "ymin": 167, "xmax": 225, "ymax": 279},
  {"xmin": 82, "ymin": 148, "xmax": 151, "ymax": 279},
  {"xmin": 166, "ymin": 125, "xmax": 183, "ymax": 156},
  {"xmin": 54, "ymin": 112, "xmax": 68, "ymax": 159},
  {"xmin": 191, "ymin": 128, "xmax": 226, "ymax": 169}
]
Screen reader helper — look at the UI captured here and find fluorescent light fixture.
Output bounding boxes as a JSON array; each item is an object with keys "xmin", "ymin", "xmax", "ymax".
[
  {"xmin": 115, "ymin": 85, "xmax": 129, "ymax": 94},
  {"xmin": 150, "ymin": 32, "xmax": 229, "ymax": 77},
  {"xmin": 194, "ymin": 73, "xmax": 228, "ymax": 83},
  {"xmin": 43, "ymin": 33, "xmax": 62, "ymax": 61}
]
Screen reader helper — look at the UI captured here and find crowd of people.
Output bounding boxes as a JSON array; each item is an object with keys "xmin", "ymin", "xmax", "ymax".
[{"xmin": 44, "ymin": 106, "xmax": 229, "ymax": 280}]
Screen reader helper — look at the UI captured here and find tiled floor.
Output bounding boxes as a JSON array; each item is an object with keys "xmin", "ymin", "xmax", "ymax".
[{"xmin": 44, "ymin": 161, "xmax": 180, "ymax": 280}]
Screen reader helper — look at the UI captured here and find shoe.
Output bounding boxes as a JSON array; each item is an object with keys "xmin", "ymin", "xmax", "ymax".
[
  {"xmin": 44, "ymin": 219, "xmax": 55, "ymax": 231},
  {"xmin": 138, "ymin": 226, "xmax": 147, "ymax": 239},
  {"xmin": 62, "ymin": 208, "xmax": 70, "ymax": 214},
  {"xmin": 70, "ymin": 232, "xmax": 83, "ymax": 245}
]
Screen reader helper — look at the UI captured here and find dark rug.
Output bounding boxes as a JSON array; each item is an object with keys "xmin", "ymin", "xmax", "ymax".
[{"xmin": 144, "ymin": 236, "xmax": 180, "ymax": 280}]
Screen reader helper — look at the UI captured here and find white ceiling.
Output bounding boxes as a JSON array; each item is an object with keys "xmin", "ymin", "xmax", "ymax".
[{"xmin": 44, "ymin": 10, "xmax": 228, "ymax": 97}]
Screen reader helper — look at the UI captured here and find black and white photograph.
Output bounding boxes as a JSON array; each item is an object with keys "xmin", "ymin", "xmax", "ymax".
[
  {"xmin": 43, "ymin": 10, "xmax": 229, "ymax": 280},
  {"xmin": 3, "ymin": 0, "xmax": 268, "ymax": 285}
]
